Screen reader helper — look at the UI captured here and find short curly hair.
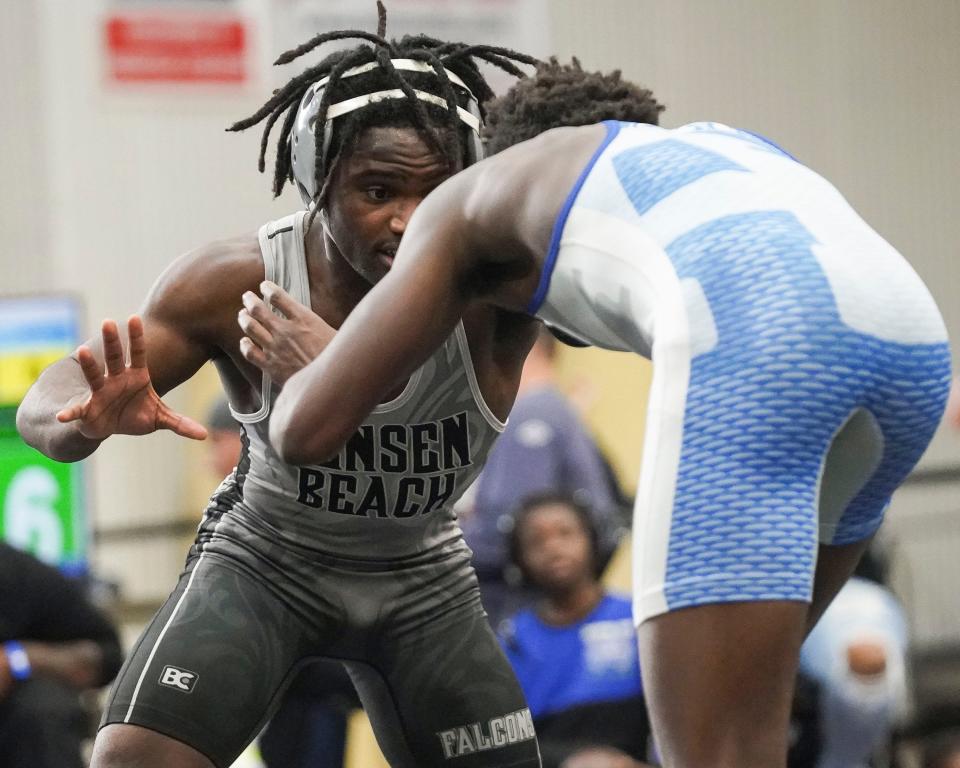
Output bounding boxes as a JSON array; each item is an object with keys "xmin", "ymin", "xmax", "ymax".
[{"xmin": 484, "ymin": 57, "xmax": 664, "ymax": 154}]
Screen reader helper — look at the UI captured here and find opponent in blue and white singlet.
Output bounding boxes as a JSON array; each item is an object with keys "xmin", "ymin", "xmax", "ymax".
[{"xmin": 529, "ymin": 121, "xmax": 952, "ymax": 624}]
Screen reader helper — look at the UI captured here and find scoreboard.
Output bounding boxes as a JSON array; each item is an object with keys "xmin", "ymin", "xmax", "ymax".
[{"xmin": 0, "ymin": 295, "xmax": 87, "ymax": 573}]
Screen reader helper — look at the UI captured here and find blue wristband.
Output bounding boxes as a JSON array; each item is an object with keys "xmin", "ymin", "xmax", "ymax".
[{"xmin": 3, "ymin": 641, "xmax": 32, "ymax": 681}]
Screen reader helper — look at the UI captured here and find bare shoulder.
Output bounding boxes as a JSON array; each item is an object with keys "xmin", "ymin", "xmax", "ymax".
[
  {"xmin": 143, "ymin": 231, "xmax": 264, "ymax": 342},
  {"xmin": 471, "ymin": 125, "xmax": 607, "ymax": 196},
  {"xmin": 460, "ymin": 125, "xmax": 608, "ymax": 261}
]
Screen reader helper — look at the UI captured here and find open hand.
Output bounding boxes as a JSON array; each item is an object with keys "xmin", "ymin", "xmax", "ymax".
[
  {"xmin": 238, "ymin": 281, "xmax": 336, "ymax": 385},
  {"xmin": 55, "ymin": 316, "xmax": 207, "ymax": 442}
]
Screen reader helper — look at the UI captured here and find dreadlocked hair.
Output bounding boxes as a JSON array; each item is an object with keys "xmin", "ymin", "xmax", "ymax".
[
  {"xmin": 228, "ymin": 1, "xmax": 538, "ymax": 221},
  {"xmin": 484, "ymin": 57, "xmax": 665, "ymax": 155}
]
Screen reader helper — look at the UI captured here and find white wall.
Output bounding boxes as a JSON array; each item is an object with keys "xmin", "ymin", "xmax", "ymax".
[{"xmin": 1, "ymin": 0, "xmax": 50, "ymax": 293}]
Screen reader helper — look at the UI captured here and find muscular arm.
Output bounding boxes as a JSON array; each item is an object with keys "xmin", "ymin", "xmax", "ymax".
[
  {"xmin": 16, "ymin": 239, "xmax": 256, "ymax": 462},
  {"xmin": 272, "ymin": 212, "xmax": 472, "ymax": 464},
  {"xmin": 271, "ymin": 166, "xmax": 535, "ymax": 465},
  {"xmin": 271, "ymin": 126, "xmax": 600, "ymax": 459}
]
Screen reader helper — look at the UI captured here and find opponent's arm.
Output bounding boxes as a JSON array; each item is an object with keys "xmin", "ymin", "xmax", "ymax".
[
  {"xmin": 16, "ymin": 244, "xmax": 234, "ymax": 462},
  {"xmin": 269, "ymin": 173, "xmax": 512, "ymax": 465},
  {"xmin": 271, "ymin": 227, "xmax": 470, "ymax": 465}
]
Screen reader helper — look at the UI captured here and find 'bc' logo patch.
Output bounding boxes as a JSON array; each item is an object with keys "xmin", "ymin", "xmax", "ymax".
[{"xmin": 158, "ymin": 665, "xmax": 199, "ymax": 693}]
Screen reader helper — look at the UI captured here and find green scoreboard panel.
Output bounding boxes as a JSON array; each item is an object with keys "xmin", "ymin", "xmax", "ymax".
[{"xmin": 0, "ymin": 295, "xmax": 87, "ymax": 573}]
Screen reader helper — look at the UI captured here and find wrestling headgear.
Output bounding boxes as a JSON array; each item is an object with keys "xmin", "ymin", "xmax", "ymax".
[{"xmin": 289, "ymin": 58, "xmax": 484, "ymax": 209}]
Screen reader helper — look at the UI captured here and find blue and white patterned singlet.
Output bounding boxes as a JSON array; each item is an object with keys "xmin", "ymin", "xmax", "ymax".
[{"xmin": 530, "ymin": 121, "xmax": 952, "ymax": 622}]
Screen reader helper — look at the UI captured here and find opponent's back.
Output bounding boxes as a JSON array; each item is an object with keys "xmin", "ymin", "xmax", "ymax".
[
  {"xmin": 526, "ymin": 121, "xmax": 950, "ymax": 624},
  {"xmin": 531, "ymin": 120, "xmax": 947, "ymax": 356}
]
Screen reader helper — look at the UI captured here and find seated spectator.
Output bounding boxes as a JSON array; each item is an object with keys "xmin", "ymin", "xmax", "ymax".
[
  {"xmin": 500, "ymin": 492, "xmax": 652, "ymax": 768},
  {"xmin": 461, "ymin": 328, "xmax": 628, "ymax": 628},
  {"xmin": 500, "ymin": 492, "xmax": 823, "ymax": 768},
  {"xmin": 0, "ymin": 541, "xmax": 123, "ymax": 768}
]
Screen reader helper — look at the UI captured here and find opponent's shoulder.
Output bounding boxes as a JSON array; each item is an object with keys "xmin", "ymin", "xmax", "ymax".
[
  {"xmin": 144, "ymin": 232, "xmax": 264, "ymax": 323},
  {"xmin": 458, "ymin": 126, "xmax": 606, "ymax": 277}
]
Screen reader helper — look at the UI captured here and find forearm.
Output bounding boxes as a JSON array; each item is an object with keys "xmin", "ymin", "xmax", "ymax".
[
  {"xmin": 20, "ymin": 640, "xmax": 105, "ymax": 689},
  {"xmin": 16, "ymin": 358, "xmax": 104, "ymax": 462},
  {"xmin": 271, "ymin": 262, "xmax": 467, "ymax": 465},
  {"xmin": 270, "ymin": 342, "xmax": 399, "ymax": 466}
]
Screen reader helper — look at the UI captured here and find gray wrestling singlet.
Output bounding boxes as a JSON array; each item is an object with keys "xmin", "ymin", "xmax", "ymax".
[{"xmin": 100, "ymin": 211, "xmax": 540, "ymax": 768}]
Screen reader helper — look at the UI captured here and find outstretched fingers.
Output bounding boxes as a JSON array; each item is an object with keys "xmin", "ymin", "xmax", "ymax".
[
  {"xmin": 56, "ymin": 399, "xmax": 88, "ymax": 424},
  {"xmin": 238, "ymin": 336, "xmax": 268, "ymax": 370},
  {"xmin": 56, "ymin": 347, "xmax": 97, "ymax": 423},
  {"xmin": 101, "ymin": 319, "xmax": 126, "ymax": 376},
  {"xmin": 242, "ymin": 290, "xmax": 275, "ymax": 324},
  {"xmin": 127, "ymin": 315, "xmax": 148, "ymax": 369},
  {"xmin": 75, "ymin": 345, "xmax": 105, "ymax": 392},
  {"xmin": 238, "ymin": 308, "xmax": 272, "ymax": 349}
]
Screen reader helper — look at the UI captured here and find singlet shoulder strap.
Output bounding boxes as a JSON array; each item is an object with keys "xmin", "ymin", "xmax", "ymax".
[
  {"xmin": 277, "ymin": 211, "xmax": 311, "ymax": 307},
  {"xmin": 230, "ymin": 212, "xmax": 309, "ymax": 424},
  {"xmin": 453, "ymin": 322, "xmax": 507, "ymax": 433}
]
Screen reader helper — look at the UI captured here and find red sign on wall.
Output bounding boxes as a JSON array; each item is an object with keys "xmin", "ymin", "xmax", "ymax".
[{"xmin": 105, "ymin": 13, "xmax": 247, "ymax": 84}]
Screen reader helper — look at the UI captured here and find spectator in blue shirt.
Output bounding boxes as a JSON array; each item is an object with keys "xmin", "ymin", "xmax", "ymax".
[
  {"xmin": 498, "ymin": 492, "xmax": 824, "ymax": 768},
  {"xmin": 499, "ymin": 492, "xmax": 651, "ymax": 768},
  {"xmin": 461, "ymin": 329, "xmax": 627, "ymax": 627}
]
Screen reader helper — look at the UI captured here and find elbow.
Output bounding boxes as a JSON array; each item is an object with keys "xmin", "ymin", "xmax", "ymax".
[
  {"xmin": 14, "ymin": 402, "xmax": 43, "ymax": 454},
  {"xmin": 15, "ymin": 404, "xmax": 33, "ymax": 445},
  {"xmin": 15, "ymin": 399, "xmax": 94, "ymax": 463},
  {"xmin": 14, "ymin": 405, "xmax": 56, "ymax": 461}
]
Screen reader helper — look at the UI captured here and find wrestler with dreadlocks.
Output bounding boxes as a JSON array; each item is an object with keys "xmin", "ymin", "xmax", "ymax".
[
  {"xmin": 261, "ymin": 60, "xmax": 952, "ymax": 768},
  {"xmin": 18, "ymin": 5, "xmax": 543, "ymax": 767}
]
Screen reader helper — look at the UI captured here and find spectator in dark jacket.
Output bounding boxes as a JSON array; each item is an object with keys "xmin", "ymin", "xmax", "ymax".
[{"xmin": 0, "ymin": 541, "xmax": 123, "ymax": 768}]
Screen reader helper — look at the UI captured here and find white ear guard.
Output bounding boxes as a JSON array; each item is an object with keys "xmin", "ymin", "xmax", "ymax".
[{"xmin": 290, "ymin": 58, "xmax": 484, "ymax": 209}]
